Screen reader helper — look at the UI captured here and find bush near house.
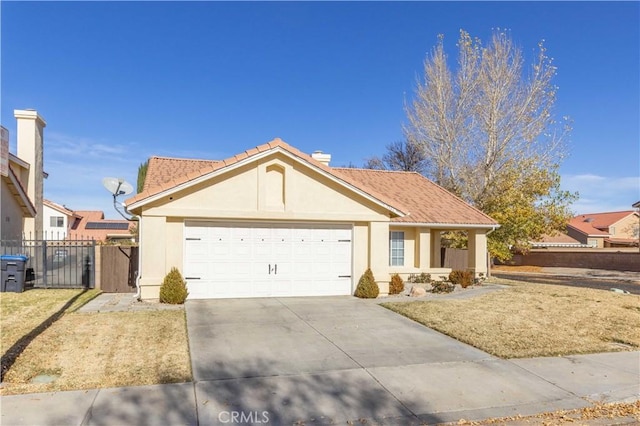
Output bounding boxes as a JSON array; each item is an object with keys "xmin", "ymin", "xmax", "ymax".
[
  {"xmin": 389, "ymin": 273, "xmax": 404, "ymax": 295},
  {"xmin": 354, "ymin": 268, "xmax": 379, "ymax": 298},
  {"xmin": 159, "ymin": 267, "xmax": 189, "ymax": 304},
  {"xmin": 431, "ymin": 280, "xmax": 455, "ymax": 293},
  {"xmin": 408, "ymin": 272, "xmax": 431, "ymax": 284},
  {"xmin": 449, "ymin": 270, "xmax": 474, "ymax": 288}
]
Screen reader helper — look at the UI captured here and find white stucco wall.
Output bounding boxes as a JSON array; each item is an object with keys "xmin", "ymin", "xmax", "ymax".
[{"xmin": 43, "ymin": 204, "xmax": 69, "ymax": 240}]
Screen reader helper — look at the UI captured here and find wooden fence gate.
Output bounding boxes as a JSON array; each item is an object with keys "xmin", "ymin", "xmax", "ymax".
[
  {"xmin": 441, "ymin": 247, "xmax": 468, "ymax": 270},
  {"xmin": 100, "ymin": 245, "xmax": 138, "ymax": 293}
]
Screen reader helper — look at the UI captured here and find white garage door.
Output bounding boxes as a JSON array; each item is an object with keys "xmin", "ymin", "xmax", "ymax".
[{"xmin": 183, "ymin": 222, "xmax": 353, "ymax": 299}]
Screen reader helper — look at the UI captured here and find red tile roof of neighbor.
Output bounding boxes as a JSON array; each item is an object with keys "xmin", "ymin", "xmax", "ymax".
[
  {"xmin": 572, "ymin": 211, "xmax": 637, "ymax": 229},
  {"xmin": 127, "ymin": 139, "xmax": 497, "ymax": 226},
  {"xmin": 68, "ymin": 210, "xmax": 134, "ymax": 242},
  {"xmin": 568, "ymin": 211, "xmax": 638, "ymax": 237}
]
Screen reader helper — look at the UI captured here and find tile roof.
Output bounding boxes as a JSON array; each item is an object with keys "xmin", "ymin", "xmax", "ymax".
[
  {"xmin": 571, "ymin": 211, "xmax": 637, "ymax": 230},
  {"xmin": 334, "ymin": 168, "xmax": 496, "ymax": 225},
  {"xmin": 143, "ymin": 156, "xmax": 221, "ymax": 192},
  {"xmin": 68, "ymin": 210, "xmax": 134, "ymax": 242},
  {"xmin": 568, "ymin": 211, "xmax": 638, "ymax": 237},
  {"xmin": 567, "ymin": 219, "xmax": 610, "ymax": 237},
  {"xmin": 127, "ymin": 139, "xmax": 497, "ymax": 226}
]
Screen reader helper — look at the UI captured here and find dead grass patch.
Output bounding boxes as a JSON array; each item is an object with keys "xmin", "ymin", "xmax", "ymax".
[
  {"xmin": 1, "ymin": 289, "xmax": 100, "ymax": 355},
  {"xmin": 1, "ymin": 310, "xmax": 191, "ymax": 395},
  {"xmin": 492, "ymin": 265, "xmax": 543, "ymax": 273},
  {"xmin": 382, "ymin": 280, "xmax": 640, "ymax": 358},
  {"xmin": 1, "ymin": 289, "xmax": 191, "ymax": 395}
]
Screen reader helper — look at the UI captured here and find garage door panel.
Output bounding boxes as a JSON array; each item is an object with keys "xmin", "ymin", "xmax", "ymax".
[{"xmin": 184, "ymin": 223, "xmax": 353, "ymax": 299}]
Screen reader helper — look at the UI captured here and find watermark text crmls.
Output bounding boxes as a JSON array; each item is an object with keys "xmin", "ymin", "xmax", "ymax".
[{"xmin": 218, "ymin": 410, "xmax": 270, "ymax": 424}]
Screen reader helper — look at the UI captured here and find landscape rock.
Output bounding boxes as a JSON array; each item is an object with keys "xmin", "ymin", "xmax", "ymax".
[{"xmin": 409, "ymin": 286, "xmax": 427, "ymax": 297}]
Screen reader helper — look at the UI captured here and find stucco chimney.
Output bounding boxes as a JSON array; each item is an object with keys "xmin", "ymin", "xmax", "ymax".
[
  {"xmin": 311, "ymin": 150, "xmax": 331, "ymax": 166},
  {"xmin": 15, "ymin": 109, "xmax": 46, "ymax": 238}
]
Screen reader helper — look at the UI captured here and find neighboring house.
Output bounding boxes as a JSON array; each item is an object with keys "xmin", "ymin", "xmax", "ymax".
[
  {"xmin": 567, "ymin": 211, "xmax": 640, "ymax": 248},
  {"xmin": 125, "ymin": 139, "xmax": 499, "ymax": 300},
  {"xmin": 68, "ymin": 210, "xmax": 134, "ymax": 243},
  {"xmin": 531, "ymin": 232, "xmax": 589, "ymax": 249},
  {"xmin": 43, "ymin": 199, "xmax": 78, "ymax": 240},
  {"xmin": 0, "ymin": 110, "xmax": 46, "ymax": 241}
]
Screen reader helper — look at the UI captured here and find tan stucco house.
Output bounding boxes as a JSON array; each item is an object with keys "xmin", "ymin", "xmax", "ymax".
[
  {"xmin": 125, "ymin": 139, "xmax": 498, "ymax": 300},
  {"xmin": 1, "ymin": 110, "xmax": 46, "ymax": 241},
  {"xmin": 568, "ymin": 211, "xmax": 640, "ymax": 248}
]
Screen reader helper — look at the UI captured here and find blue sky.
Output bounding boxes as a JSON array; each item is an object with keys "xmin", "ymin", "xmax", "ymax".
[{"xmin": 2, "ymin": 1, "xmax": 638, "ymax": 219}]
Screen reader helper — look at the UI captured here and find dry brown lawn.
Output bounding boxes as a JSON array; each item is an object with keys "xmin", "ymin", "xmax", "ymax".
[
  {"xmin": 1, "ymin": 289, "xmax": 191, "ymax": 395},
  {"xmin": 460, "ymin": 400, "xmax": 640, "ymax": 425},
  {"xmin": 1, "ymin": 289, "xmax": 101, "ymax": 353},
  {"xmin": 382, "ymin": 280, "xmax": 640, "ymax": 358},
  {"xmin": 492, "ymin": 265, "xmax": 543, "ymax": 273}
]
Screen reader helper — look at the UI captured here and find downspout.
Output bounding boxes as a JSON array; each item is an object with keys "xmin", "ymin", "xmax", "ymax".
[
  {"xmin": 485, "ymin": 225, "xmax": 498, "ymax": 278},
  {"xmin": 133, "ymin": 215, "xmax": 142, "ymax": 301}
]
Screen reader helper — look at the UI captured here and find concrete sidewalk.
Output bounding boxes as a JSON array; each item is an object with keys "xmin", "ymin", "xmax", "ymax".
[{"xmin": 0, "ymin": 351, "xmax": 637, "ymax": 425}]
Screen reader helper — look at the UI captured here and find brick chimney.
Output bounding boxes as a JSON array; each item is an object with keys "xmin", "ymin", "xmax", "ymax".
[{"xmin": 15, "ymin": 109, "xmax": 46, "ymax": 238}]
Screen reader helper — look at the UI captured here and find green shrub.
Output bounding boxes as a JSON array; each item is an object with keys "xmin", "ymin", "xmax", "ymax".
[
  {"xmin": 389, "ymin": 273, "xmax": 404, "ymax": 295},
  {"xmin": 354, "ymin": 268, "xmax": 379, "ymax": 298},
  {"xmin": 431, "ymin": 280, "xmax": 455, "ymax": 293},
  {"xmin": 159, "ymin": 267, "xmax": 189, "ymax": 304},
  {"xmin": 449, "ymin": 270, "xmax": 474, "ymax": 288},
  {"xmin": 408, "ymin": 272, "xmax": 431, "ymax": 284}
]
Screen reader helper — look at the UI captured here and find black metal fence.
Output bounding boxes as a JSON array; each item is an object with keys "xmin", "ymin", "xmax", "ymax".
[{"xmin": 0, "ymin": 238, "xmax": 95, "ymax": 289}]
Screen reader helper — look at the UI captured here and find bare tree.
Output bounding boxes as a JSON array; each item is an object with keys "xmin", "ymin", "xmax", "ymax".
[
  {"xmin": 363, "ymin": 140, "xmax": 426, "ymax": 173},
  {"xmin": 405, "ymin": 29, "xmax": 575, "ymax": 259}
]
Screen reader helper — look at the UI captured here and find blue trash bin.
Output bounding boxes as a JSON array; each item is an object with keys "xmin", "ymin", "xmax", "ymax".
[{"xmin": 1, "ymin": 255, "xmax": 29, "ymax": 293}]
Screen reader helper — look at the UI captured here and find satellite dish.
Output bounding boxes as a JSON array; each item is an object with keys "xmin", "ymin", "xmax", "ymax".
[
  {"xmin": 102, "ymin": 177, "xmax": 135, "ymax": 221},
  {"xmin": 102, "ymin": 177, "xmax": 134, "ymax": 197}
]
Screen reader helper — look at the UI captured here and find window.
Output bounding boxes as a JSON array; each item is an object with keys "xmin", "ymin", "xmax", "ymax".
[
  {"xmin": 389, "ymin": 231, "xmax": 405, "ymax": 266},
  {"xmin": 50, "ymin": 216, "xmax": 64, "ymax": 227}
]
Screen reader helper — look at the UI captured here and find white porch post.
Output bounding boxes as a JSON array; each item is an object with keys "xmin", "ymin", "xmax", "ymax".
[
  {"xmin": 418, "ymin": 227, "xmax": 431, "ymax": 269},
  {"xmin": 467, "ymin": 229, "xmax": 488, "ymax": 276},
  {"xmin": 369, "ymin": 221, "xmax": 390, "ymax": 295}
]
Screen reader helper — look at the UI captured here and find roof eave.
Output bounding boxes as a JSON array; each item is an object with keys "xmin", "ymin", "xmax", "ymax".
[
  {"xmin": 390, "ymin": 222, "xmax": 500, "ymax": 229},
  {"xmin": 8, "ymin": 153, "xmax": 30, "ymax": 170},
  {"xmin": 5, "ymin": 168, "xmax": 37, "ymax": 217}
]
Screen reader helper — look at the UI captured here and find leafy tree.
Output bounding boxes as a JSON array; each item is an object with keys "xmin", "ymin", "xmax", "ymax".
[
  {"xmin": 137, "ymin": 160, "xmax": 148, "ymax": 193},
  {"xmin": 364, "ymin": 140, "xmax": 426, "ymax": 173},
  {"xmin": 403, "ymin": 29, "xmax": 576, "ymax": 260}
]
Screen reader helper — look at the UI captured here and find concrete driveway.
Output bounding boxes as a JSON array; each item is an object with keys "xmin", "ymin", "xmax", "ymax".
[{"xmin": 185, "ymin": 296, "xmax": 638, "ymax": 425}]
